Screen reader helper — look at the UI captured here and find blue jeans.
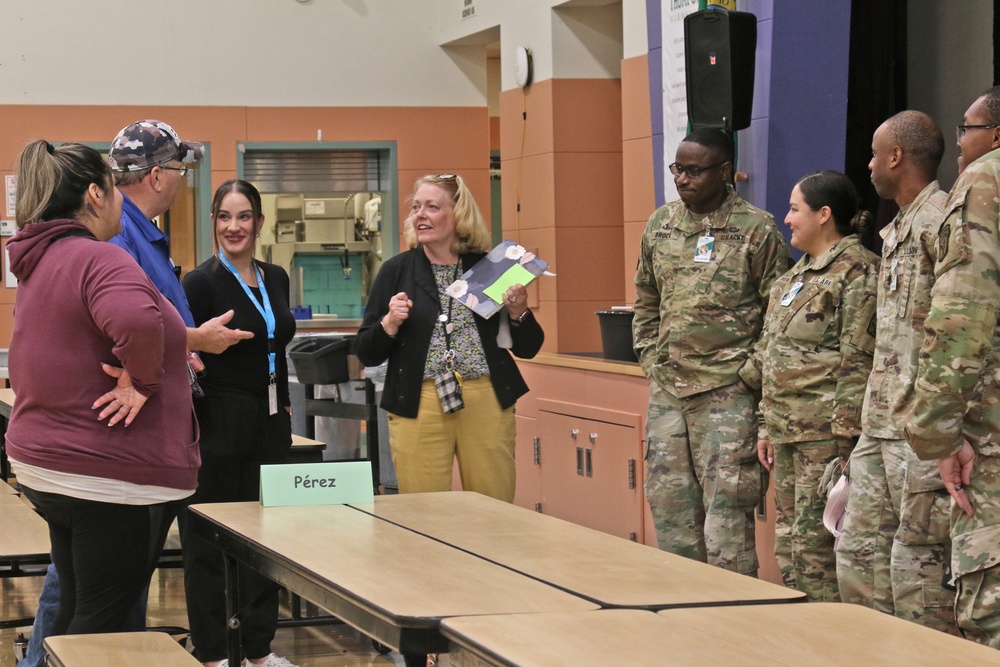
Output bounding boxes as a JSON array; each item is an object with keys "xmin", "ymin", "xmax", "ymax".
[
  {"xmin": 18, "ymin": 564, "xmax": 150, "ymax": 667},
  {"xmin": 16, "ymin": 563, "xmax": 58, "ymax": 667}
]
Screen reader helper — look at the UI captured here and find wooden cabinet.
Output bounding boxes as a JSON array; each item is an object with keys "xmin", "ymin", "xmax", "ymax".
[
  {"xmin": 514, "ymin": 356, "xmax": 651, "ymax": 544},
  {"xmin": 533, "ymin": 400, "xmax": 644, "ymax": 541}
]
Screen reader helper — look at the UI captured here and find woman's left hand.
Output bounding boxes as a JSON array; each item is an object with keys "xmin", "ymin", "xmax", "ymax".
[
  {"xmin": 503, "ymin": 284, "xmax": 529, "ymax": 320},
  {"xmin": 92, "ymin": 364, "xmax": 148, "ymax": 427}
]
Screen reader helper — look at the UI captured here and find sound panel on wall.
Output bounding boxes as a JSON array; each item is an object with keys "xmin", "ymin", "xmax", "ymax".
[{"xmin": 684, "ymin": 9, "xmax": 757, "ymax": 131}]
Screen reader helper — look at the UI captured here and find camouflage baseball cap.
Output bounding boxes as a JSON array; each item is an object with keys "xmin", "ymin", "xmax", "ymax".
[{"xmin": 108, "ymin": 119, "xmax": 204, "ymax": 172}]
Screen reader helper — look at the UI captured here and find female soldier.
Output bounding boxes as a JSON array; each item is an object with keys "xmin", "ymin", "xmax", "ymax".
[{"xmin": 753, "ymin": 170, "xmax": 879, "ymax": 601}]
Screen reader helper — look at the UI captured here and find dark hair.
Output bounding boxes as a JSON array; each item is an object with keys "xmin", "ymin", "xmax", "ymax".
[
  {"xmin": 15, "ymin": 140, "xmax": 113, "ymax": 229},
  {"xmin": 681, "ymin": 128, "xmax": 735, "ymax": 163},
  {"xmin": 979, "ymin": 85, "xmax": 1000, "ymax": 124},
  {"xmin": 211, "ymin": 179, "xmax": 264, "ymax": 250},
  {"xmin": 796, "ymin": 170, "xmax": 874, "ymax": 248},
  {"xmin": 883, "ymin": 110, "xmax": 944, "ymax": 176}
]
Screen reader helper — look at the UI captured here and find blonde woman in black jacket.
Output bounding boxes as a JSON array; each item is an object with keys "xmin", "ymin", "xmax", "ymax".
[{"xmin": 356, "ymin": 174, "xmax": 543, "ymax": 502}]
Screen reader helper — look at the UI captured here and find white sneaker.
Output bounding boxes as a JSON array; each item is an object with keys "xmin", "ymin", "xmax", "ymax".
[{"xmin": 243, "ymin": 654, "xmax": 299, "ymax": 667}]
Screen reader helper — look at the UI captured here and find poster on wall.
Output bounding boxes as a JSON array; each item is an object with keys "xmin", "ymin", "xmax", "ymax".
[
  {"xmin": 661, "ymin": 0, "xmax": 701, "ymax": 202},
  {"xmin": 5, "ymin": 175, "xmax": 16, "ymax": 218}
]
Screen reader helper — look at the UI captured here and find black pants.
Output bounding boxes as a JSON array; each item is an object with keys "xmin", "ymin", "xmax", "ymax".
[
  {"xmin": 22, "ymin": 487, "xmax": 151, "ymax": 637},
  {"xmin": 179, "ymin": 390, "xmax": 292, "ymax": 662}
]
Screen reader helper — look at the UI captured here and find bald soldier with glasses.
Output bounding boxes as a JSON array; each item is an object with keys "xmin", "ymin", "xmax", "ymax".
[{"xmin": 633, "ymin": 128, "xmax": 791, "ymax": 576}]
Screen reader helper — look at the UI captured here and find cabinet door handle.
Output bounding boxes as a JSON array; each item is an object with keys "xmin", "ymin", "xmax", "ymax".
[
  {"xmin": 533, "ymin": 436, "xmax": 541, "ymax": 465},
  {"xmin": 628, "ymin": 458, "xmax": 636, "ymax": 490},
  {"xmin": 576, "ymin": 447, "xmax": 584, "ymax": 476},
  {"xmin": 585, "ymin": 448, "xmax": 593, "ymax": 477}
]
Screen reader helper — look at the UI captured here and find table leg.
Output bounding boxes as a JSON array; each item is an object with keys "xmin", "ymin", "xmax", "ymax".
[{"xmin": 223, "ymin": 550, "xmax": 242, "ymax": 666}]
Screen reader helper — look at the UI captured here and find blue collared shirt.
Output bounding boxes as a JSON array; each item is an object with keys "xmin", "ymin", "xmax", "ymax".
[{"xmin": 109, "ymin": 193, "xmax": 196, "ymax": 328}]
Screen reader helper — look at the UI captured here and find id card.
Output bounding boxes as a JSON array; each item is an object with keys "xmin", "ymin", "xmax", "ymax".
[
  {"xmin": 780, "ymin": 281, "xmax": 803, "ymax": 306},
  {"xmin": 268, "ymin": 378, "xmax": 278, "ymax": 416},
  {"xmin": 694, "ymin": 235, "xmax": 714, "ymax": 263}
]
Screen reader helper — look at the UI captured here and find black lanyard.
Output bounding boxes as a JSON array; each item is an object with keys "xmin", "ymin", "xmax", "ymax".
[{"xmin": 440, "ymin": 262, "xmax": 461, "ymax": 370}]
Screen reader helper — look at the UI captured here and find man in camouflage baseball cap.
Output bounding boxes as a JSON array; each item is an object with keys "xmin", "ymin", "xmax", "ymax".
[{"xmin": 108, "ymin": 119, "xmax": 203, "ymax": 172}]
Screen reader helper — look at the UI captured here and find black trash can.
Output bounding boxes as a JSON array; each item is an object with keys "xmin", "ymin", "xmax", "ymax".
[
  {"xmin": 596, "ymin": 310, "xmax": 638, "ymax": 362},
  {"xmin": 288, "ymin": 337, "xmax": 351, "ymax": 385}
]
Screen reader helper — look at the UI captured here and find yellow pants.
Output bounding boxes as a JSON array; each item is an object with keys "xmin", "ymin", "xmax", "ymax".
[{"xmin": 387, "ymin": 376, "xmax": 516, "ymax": 502}]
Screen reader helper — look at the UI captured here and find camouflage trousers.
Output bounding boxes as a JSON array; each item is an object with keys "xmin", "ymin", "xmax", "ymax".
[
  {"xmin": 836, "ymin": 434, "xmax": 958, "ymax": 634},
  {"xmin": 644, "ymin": 380, "xmax": 760, "ymax": 575},
  {"xmin": 951, "ymin": 452, "xmax": 1000, "ymax": 648},
  {"xmin": 773, "ymin": 438, "xmax": 843, "ymax": 602}
]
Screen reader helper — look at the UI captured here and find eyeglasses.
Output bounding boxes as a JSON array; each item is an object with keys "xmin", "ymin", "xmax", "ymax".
[
  {"xmin": 436, "ymin": 173, "xmax": 457, "ymax": 180},
  {"xmin": 159, "ymin": 165, "xmax": 189, "ymax": 176},
  {"xmin": 956, "ymin": 124, "xmax": 1000, "ymax": 142},
  {"xmin": 668, "ymin": 160, "xmax": 728, "ymax": 179}
]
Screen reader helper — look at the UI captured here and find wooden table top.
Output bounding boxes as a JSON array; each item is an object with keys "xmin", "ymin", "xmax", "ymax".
[
  {"xmin": 654, "ymin": 603, "xmax": 999, "ymax": 665},
  {"xmin": 0, "ymin": 501, "xmax": 49, "ymax": 559},
  {"xmin": 444, "ymin": 604, "xmax": 998, "ymax": 666},
  {"xmin": 0, "ymin": 387, "xmax": 14, "ymax": 417},
  {"xmin": 443, "ymin": 610, "xmax": 674, "ymax": 666},
  {"xmin": 351, "ymin": 491, "xmax": 803, "ymax": 608},
  {"xmin": 44, "ymin": 632, "xmax": 199, "ymax": 667},
  {"xmin": 290, "ymin": 433, "xmax": 325, "ymax": 450},
  {"xmin": 188, "ymin": 501, "xmax": 597, "ymax": 651}
]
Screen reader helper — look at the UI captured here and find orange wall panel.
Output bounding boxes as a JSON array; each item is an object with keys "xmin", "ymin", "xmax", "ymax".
[
  {"xmin": 499, "ymin": 82, "xmax": 555, "ymax": 160},
  {"xmin": 501, "ymin": 152, "xmax": 556, "ymax": 234},
  {"xmin": 556, "ymin": 299, "xmax": 606, "ymax": 353},
  {"xmin": 554, "ymin": 226, "xmax": 625, "ymax": 304},
  {"xmin": 621, "ymin": 55, "xmax": 652, "ymax": 142},
  {"xmin": 623, "ymin": 137, "xmax": 656, "ymax": 224},
  {"xmin": 553, "ymin": 151, "xmax": 624, "ymax": 228},
  {"xmin": 623, "ymin": 220, "xmax": 646, "ymax": 305},
  {"xmin": 551, "ymin": 79, "xmax": 623, "ymax": 154}
]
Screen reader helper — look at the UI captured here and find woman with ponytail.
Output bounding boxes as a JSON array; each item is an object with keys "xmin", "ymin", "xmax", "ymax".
[
  {"xmin": 748, "ymin": 170, "xmax": 879, "ymax": 601},
  {"xmin": 5, "ymin": 141, "xmax": 198, "ymax": 637}
]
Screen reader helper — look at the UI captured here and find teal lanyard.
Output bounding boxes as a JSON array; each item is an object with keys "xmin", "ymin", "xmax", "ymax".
[{"xmin": 218, "ymin": 251, "xmax": 276, "ymax": 376}]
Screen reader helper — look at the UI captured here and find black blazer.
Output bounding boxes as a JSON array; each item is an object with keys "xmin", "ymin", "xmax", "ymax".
[{"xmin": 355, "ymin": 247, "xmax": 544, "ymax": 418}]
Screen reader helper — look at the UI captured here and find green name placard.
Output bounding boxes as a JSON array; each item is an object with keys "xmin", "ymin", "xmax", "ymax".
[{"xmin": 259, "ymin": 461, "xmax": 374, "ymax": 507}]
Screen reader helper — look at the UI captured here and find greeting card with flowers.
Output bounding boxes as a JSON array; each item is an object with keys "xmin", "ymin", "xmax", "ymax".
[{"xmin": 445, "ymin": 240, "xmax": 550, "ymax": 318}]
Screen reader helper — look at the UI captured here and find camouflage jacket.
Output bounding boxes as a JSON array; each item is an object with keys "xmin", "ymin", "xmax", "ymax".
[
  {"xmin": 906, "ymin": 149, "xmax": 1000, "ymax": 460},
  {"xmin": 633, "ymin": 187, "xmax": 791, "ymax": 398},
  {"xmin": 862, "ymin": 182, "xmax": 946, "ymax": 440},
  {"xmin": 751, "ymin": 235, "xmax": 879, "ymax": 444}
]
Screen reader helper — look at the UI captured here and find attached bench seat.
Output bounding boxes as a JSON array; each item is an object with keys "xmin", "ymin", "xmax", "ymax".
[{"xmin": 43, "ymin": 632, "xmax": 197, "ymax": 667}]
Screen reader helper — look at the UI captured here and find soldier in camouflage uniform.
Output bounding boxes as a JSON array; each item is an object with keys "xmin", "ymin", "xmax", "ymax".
[
  {"xmin": 751, "ymin": 170, "xmax": 878, "ymax": 601},
  {"xmin": 906, "ymin": 86, "xmax": 1000, "ymax": 648},
  {"xmin": 836, "ymin": 111, "xmax": 960, "ymax": 635},
  {"xmin": 633, "ymin": 129, "xmax": 791, "ymax": 575}
]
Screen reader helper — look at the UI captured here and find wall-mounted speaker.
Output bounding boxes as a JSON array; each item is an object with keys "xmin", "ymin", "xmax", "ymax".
[{"xmin": 684, "ymin": 9, "xmax": 757, "ymax": 131}]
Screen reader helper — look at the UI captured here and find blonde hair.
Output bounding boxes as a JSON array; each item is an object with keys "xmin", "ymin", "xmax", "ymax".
[{"xmin": 402, "ymin": 174, "xmax": 491, "ymax": 254}]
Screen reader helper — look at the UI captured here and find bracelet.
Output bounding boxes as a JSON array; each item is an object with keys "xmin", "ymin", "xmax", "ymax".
[
  {"xmin": 517, "ymin": 309, "xmax": 529, "ymax": 322},
  {"xmin": 380, "ymin": 319, "xmax": 397, "ymax": 338}
]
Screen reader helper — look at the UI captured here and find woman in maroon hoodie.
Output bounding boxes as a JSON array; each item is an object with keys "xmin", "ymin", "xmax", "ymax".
[{"xmin": 5, "ymin": 140, "xmax": 199, "ymax": 637}]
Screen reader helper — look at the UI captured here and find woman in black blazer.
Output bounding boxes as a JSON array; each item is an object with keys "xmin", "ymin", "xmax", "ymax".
[{"xmin": 355, "ymin": 174, "xmax": 543, "ymax": 502}]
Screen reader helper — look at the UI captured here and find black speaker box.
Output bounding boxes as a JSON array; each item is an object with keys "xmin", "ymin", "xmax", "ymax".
[{"xmin": 684, "ymin": 9, "xmax": 757, "ymax": 131}]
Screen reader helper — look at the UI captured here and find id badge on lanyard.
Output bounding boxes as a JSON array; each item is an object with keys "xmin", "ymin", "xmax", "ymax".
[
  {"xmin": 781, "ymin": 281, "xmax": 804, "ymax": 306},
  {"xmin": 694, "ymin": 235, "xmax": 715, "ymax": 263},
  {"xmin": 268, "ymin": 375, "xmax": 278, "ymax": 416}
]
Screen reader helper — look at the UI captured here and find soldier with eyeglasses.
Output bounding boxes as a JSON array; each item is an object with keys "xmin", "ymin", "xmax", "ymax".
[
  {"xmin": 906, "ymin": 85, "xmax": 1000, "ymax": 647},
  {"xmin": 633, "ymin": 128, "xmax": 791, "ymax": 576}
]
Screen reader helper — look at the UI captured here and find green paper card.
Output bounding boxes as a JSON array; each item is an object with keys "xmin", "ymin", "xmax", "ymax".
[
  {"xmin": 259, "ymin": 461, "xmax": 374, "ymax": 507},
  {"xmin": 482, "ymin": 263, "xmax": 536, "ymax": 305}
]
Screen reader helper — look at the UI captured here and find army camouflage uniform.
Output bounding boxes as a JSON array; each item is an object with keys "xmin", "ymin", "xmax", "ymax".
[
  {"xmin": 749, "ymin": 235, "xmax": 878, "ymax": 601},
  {"xmin": 906, "ymin": 151, "xmax": 1000, "ymax": 648},
  {"xmin": 836, "ymin": 182, "xmax": 960, "ymax": 634},
  {"xmin": 634, "ymin": 186, "xmax": 791, "ymax": 575}
]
